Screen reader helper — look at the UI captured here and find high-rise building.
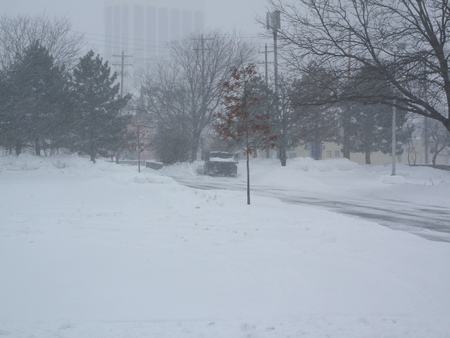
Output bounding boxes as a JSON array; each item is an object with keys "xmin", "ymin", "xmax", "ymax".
[{"xmin": 104, "ymin": 0, "xmax": 205, "ymax": 66}]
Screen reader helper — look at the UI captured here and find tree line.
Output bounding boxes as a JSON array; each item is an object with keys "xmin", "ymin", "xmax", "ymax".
[
  {"xmin": 262, "ymin": 0, "xmax": 450, "ymax": 165},
  {"xmin": 138, "ymin": 0, "xmax": 450, "ymax": 166},
  {"xmin": 2, "ymin": 1, "xmax": 449, "ymax": 166},
  {"xmin": 137, "ymin": 33, "xmax": 413, "ymax": 166},
  {"xmin": 0, "ymin": 15, "xmax": 131, "ymax": 162},
  {"xmin": 0, "ymin": 41, "xmax": 130, "ymax": 161}
]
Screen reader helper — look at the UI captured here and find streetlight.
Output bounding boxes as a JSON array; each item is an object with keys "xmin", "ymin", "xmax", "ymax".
[
  {"xmin": 392, "ymin": 85, "xmax": 397, "ymax": 176},
  {"xmin": 388, "ymin": 43, "xmax": 406, "ymax": 176}
]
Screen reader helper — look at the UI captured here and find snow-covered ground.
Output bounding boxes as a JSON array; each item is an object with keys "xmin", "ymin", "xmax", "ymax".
[{"xmin": 0, "ymin": 155, "xmax": 449, "ymax": 337}]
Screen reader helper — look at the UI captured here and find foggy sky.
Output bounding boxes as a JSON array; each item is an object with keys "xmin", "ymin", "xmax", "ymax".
[{"xmin": 0, "ymin": 0, "xmax": 270, "ymax": 50}]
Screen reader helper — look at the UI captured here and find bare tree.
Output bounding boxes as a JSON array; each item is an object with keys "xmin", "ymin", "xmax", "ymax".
[
  {"xmin": 425, "ymin": 119, "xmax": 450, "ymax": 166},
  {"xmin": 265, "ymin": 0, "xmax": 450, "ymax": 134},
  {"xmin": 137, "ymin": 30, "xmax": 256, "ymax": 162},
  {"xmin": 0, "ymin": 13, "xmax": 85, "ymax": 69}
]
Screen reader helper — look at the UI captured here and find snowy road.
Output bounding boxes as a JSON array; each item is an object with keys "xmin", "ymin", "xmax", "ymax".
[{"xmin": 173, "ymin": 175, "xmax": 450, "ymax": 243}]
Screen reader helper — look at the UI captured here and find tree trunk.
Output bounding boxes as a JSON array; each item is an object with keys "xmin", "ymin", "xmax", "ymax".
[
  {"xmin": 15, "ymin": 140, "xmax": 22, "ymax": 155},
  {"xmin": 190, "ymin": 143, "xmax": 198, "ymax": 162},
  {"xmin": 35, "ymin": 137, "xmax": 41, "ymax": 156},
  {"xmin": 365, "ymin": 151, "xmax": 371, "ymax": 164},
  {"xmin": 342, "ymin": 110, "xmax": 351, "ymax": 159},
  {"xmin": 279, "ymin": 134, "xmax": 287, "ymax": 166},
  {"xmin": 280, "ymin": 147, "xmax": 287, "ymax": 166},
  {"xmin": 431, "ymin": 143, "xmax": 447, "ymax": 166},
  {"xmin": 190, "ymin": 128, "xmax": 201, "ymax": 162}
]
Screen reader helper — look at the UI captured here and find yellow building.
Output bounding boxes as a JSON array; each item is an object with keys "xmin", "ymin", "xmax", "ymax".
[{"xmin": 257, "ymin": 141, "xmax": 450, "ymax": 166}]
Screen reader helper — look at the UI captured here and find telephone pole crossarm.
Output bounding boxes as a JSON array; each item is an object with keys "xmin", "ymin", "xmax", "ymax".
[{"xmin": 113, "ymin": 51, "xmax": 133, "ymax": 98}]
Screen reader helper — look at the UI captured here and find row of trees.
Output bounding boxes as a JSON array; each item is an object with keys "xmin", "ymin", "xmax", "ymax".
[
  {"xmin": 288, "ymin": 64, "xmax": 412, "ymax": 165},
  {"xmin": 0, "ymin": 40, "xmax": 130, "ymax": 161},
  {"xmin": 138, "ymin": 29, "xmax": 413, "ymax": 166},
  {"xmin": 3, "ymin": 1, "xmax": 449, "ymax": 166},
  {"xmin": 138, "ymin": 0, "xmax": 450, "ymax": 167},
  {"xmin": 262, "ymin": 0, "xmax": 450, "ymax": 164}
]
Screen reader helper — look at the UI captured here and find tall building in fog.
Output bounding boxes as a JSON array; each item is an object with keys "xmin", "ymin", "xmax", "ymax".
[{"xmin": 104, "ymin": 0, "xmax": 205, "ymax": 66}]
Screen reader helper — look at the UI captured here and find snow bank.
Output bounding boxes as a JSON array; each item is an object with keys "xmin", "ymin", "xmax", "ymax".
[
  {"xmin": 0, "ymin": 154, "xmax": 124, "ymax": 176},
  {"xmin": 159, "ymin": 161, "xmax": 200, "ymax": 177}
]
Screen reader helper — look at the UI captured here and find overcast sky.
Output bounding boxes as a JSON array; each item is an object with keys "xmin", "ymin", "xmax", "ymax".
[{"xmin": 1, "ymin": 0, "xmax": 270, "ymax": 51}]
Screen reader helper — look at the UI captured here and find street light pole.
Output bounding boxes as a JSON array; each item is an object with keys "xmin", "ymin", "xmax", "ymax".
[
  {"xmin": 392, "ymin": 96, "xmax": 397, "ymax": 176},
  {"xmin": 389, "ymin": 44, "xmax": 405, "ymax": 176}
]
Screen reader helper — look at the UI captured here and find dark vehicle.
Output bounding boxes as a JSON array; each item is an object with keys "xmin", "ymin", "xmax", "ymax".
[{"xmin": 204, "ymin": 151, "xmax": 238, "ymax": 177}]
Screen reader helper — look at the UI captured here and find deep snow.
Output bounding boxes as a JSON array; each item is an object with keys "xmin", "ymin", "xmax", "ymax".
[{"xmin": 0, "ymin": 155, "xmax": 449, "ymax": 337}]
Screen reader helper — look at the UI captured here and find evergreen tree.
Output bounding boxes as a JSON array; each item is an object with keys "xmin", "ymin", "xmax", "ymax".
[
  {"xmin": 152, "ymin": 124, "xmax": 191, "ymax": 165},
  {"xmin": 70, "ymin": 51, "xmax": 130, "ymax": 162},
  {"xmin": 345, "ymin": 67, "xmax": 411, "ymax": 164},
  {"xmin": 290, "ymin": 64, "xmax": 340, "ymax": 160},
  {"xmin": 1, "ymin": 41, "xmax": 69, "ymax": 155},
  {"xmin": 346, "ymin": 101, "xmax": 398, "ymax": 164}
]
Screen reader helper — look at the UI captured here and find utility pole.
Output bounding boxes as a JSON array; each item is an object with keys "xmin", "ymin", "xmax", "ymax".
[
  {"xmin": 424, "ymin": 116, "xmax": 429, "ymax": 164},
  {"xmin": 192, "ymin": 34, "xmax": 212, "ymax": 161},
  {"xmin": 392, "ymin": 94, "xmax": 397, "ymax": 175},
  {"xmin": 259, "ymin": 43, "xmax": 274, "ymax": 159},
  {"xmin": 265, "ymin": 43, "xmax": 268, "ymax": 88},
  {"xmin": 267, "ymin": 11, "xmax": 280, "ymax": 104},
  {"xmin": 342, "ymin": 31, "xmax": 352, "ymax": 160},
  {"xmin": 390, "ymin": 44, "xmax": 406, "ymax": 176},
  {"xmin": 113, "ymin": 51, "xmax": 133, "ymax": 98},
  {"xmin": 420, "ymin": 63, "xmax": 429, "ymax": 164},
  {"xmin": 267, "ymin": 10, "xmax": 285, "ymax": 165},
  {"xmin": 200, "ymin": 34, "xmax": 206, "ymax": 162},
  {"xmin": 258, "ymin": 43, "xmax": 273, "ymax": 88}
]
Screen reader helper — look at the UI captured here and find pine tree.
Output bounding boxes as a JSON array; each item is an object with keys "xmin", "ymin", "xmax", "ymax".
[
  {"xmin": 290, "ymin": 64, "xmax": 340, "ymax": 160},
  {"xmin": 345, "ymin": 67, "xmax": 411, "ymax": 164},
  {"xmin": 347, "ymin": 101, "xmax": 392, "ymax": 164},
  {"xmin": 70, "ymin": 51, "xmax": 130, "ymax": 162},
  {"xmin": 1, "ymin": 41, "xmax": 69, "ymax": 155}
]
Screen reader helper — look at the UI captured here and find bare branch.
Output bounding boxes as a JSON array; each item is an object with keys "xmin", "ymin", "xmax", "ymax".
[
  {"xmin": 0, "ymin": 13, "xmax": 86, "ymax": 69},
  {"xmin": 265, "ymin": 0, "xmax": 450, "ymax": 133}
]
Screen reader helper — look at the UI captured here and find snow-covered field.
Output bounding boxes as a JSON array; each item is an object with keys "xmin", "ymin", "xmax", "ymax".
[{"xmin": 0, "ymin": 155, "xmax": 449, "ymax": 337}]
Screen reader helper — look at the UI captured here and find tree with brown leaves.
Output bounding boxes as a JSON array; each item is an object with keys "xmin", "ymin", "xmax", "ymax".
[{"xmin": 214, "ymin": 64, "xmax": 276, "ymax": 205}]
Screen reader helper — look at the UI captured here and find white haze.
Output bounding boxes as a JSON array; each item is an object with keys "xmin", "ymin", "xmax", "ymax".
[{"xmin": 0, "ymin": 0, "xmax": 269, "ymax": 42}]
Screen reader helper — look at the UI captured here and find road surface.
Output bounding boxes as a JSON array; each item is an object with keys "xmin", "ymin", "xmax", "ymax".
[{"xmin": 173, "ymin": 175, "xmax": 450, "ymax": 243}]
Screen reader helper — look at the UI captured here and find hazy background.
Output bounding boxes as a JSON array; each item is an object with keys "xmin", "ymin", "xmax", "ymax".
[{"xmin": 0, "ymin": 0, "xmax": 270, "ymax": 53}]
